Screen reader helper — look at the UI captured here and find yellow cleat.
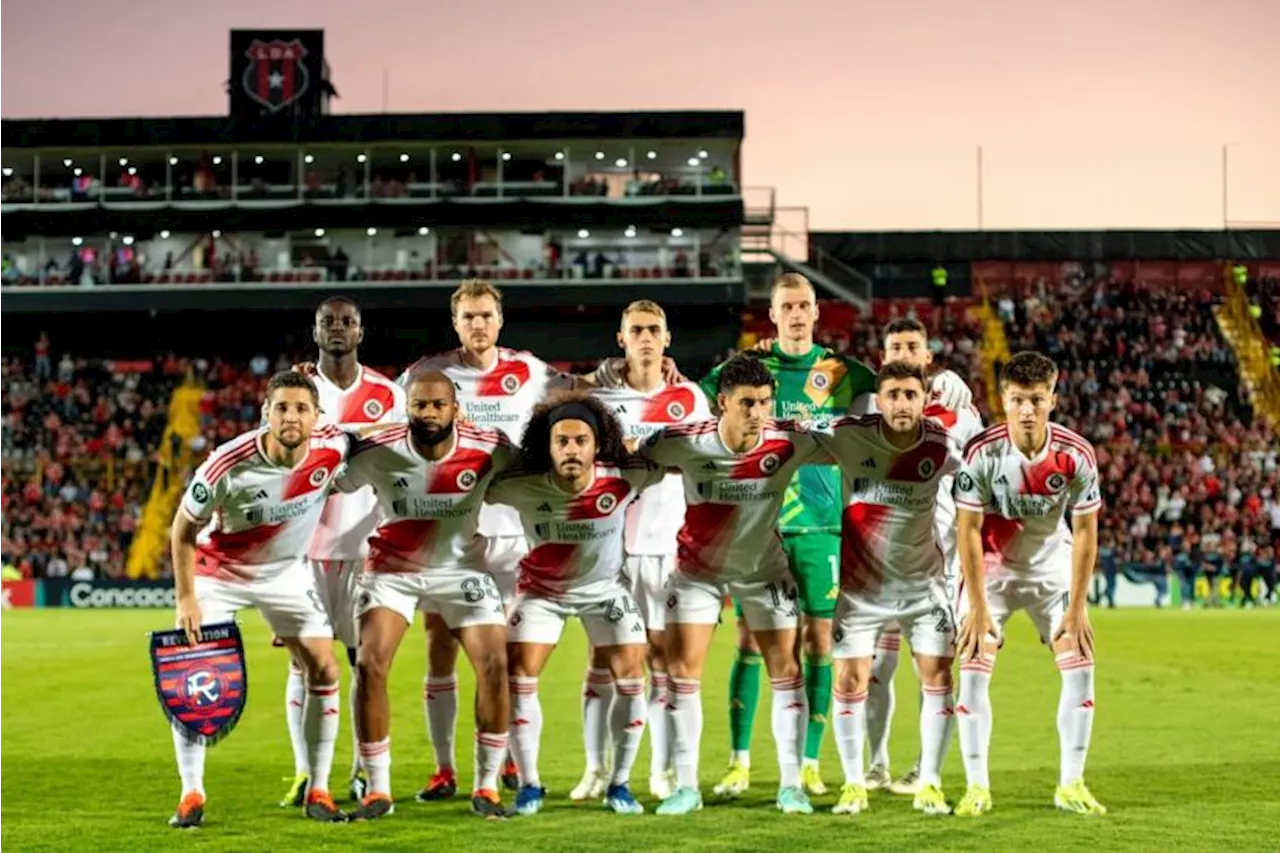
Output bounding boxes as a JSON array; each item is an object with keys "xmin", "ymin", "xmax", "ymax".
[
  {"xmin": 831, "ymin": 783, "xmax": 869, "ymax": 815},
  {"xmin": 712, "ymin": 760, "xmax": 751, "ymax": 798},
  {"xmin": 954, "ymin": 785, "xmax": 992, "ymax": 817},
  {"xmin": 912, "ymin": 783, "xmax": 951, "ymax": 815},
  {"xmin": 800, "ymin": 763, "xmax": 828, "ymax": 796},
  {"xmin": 1054, "ymin": 780, "xmax": 1107, "ymax": 816},
  {"xmin": 279, "ymin": 773, "xmax": 308, "ymax": 807}
]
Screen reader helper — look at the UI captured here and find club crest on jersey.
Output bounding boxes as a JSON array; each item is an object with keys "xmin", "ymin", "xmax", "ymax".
[
  {"xmin": 150, "ymin": 622, "xmax": 248, "ymax": 746},
  {"xmin": 810, "ymin": 372, "xmax": 830, "ymax": 390},
  {"xmin": 456, "ymin": 469, "xmax": 478, "ymax": 491},
  {"xmin": 596, "ymin": 492, "xmax": 619, "ymax": 514},
  {"xmin": 501, "ymin": 373, "xmax": 522, "ymax": 394},
  {"xmin": 918, "ymin": 457, "xmax": 937, "ymax": 479},
  {"xmin": 1046, "ymin": 472, "xmax": 1068, "ymax": 493},
  {"xmin": 309, "ymin": 467, "xmax": 330, "ymax": 487},
  {"xmin": 191, "ymin": 482, "xmax": 210, "ymax": 504},
  {"xmin": 363, "ymin": 399, "xmax": 384, "ymax": 419},
  {"xmin": 666, "ymin": 401, "xmax": 687, "ymax": 420},
  {"xmin": 759, "ymin": 452, "xmax": 781, "ymax": 474}
]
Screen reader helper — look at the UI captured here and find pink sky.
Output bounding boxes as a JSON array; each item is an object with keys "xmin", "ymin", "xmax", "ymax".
[{"xmin": 3, "ymin": 0, "xmax": 1278, "ymax": 231}]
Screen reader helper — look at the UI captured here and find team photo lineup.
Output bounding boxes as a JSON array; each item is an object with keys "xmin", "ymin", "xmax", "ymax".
[{"xmin": 161, "ymin": 272, "xmax": 1106, "ymax": 828}]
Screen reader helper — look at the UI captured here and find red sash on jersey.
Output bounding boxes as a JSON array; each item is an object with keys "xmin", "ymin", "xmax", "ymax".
[{"xmin": 150, "ymin": 622, "xmax": 248, "ymax": 746}]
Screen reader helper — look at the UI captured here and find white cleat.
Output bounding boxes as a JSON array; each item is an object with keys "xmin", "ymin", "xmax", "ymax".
[
  {"xmin": 649, "ymin": 770, "xmax": 676, "ymax": 801},
  {"xmin": 570, "ymin": 768, "xmax": 610, "ymax": 801},
  {"xmin": 865, "ymin": 765, "xmax": 892, "ymax": 791},
  {"xmin": 889, "ymin": 765, "xmax": 921, "ymax": 796}
]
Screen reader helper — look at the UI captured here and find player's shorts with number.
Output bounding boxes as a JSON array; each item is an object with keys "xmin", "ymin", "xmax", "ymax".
[
  {"xmin": 623, "ymin": 554, "xmax": 675, "ymax": 632},
  {"xmin": 833, "ymin": 579, "xmax": 956, "ymax": 659},
  {"xmin": 507, "ymin": 585, "xmax": 647, "ymax": 647},
  {"xmin": 483, "ymin": 534, "xmax": 528, "ymax": 605},
  {"xmin": 192, "ymin": 559, "xmax": 333, "ymax": 639},
  {"xmin": 666, "ymin": 567, "xmax": 800, "ymax": 632},
  {"xmin": 310, "ymin": 558, "xmax": 362, "ymax": 647},
  {"xmin": 356, "ymin": 567, "xmax": 507, "ymax": 630},
  {"xmin": 957, "ymin": 560, "xmax": 1071, "ymax": 645}
]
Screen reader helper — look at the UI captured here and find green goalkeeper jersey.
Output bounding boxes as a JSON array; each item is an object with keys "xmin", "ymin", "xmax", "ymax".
[{"xmin": 700, "ymin": 343, "xmax": 876, "ymax": 534}]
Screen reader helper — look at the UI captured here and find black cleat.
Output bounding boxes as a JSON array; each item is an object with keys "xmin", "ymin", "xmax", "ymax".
[
  {"xmin": 304, "ymin": 790, "xmax": 347, "ymax": 822},
  {"xmin": 501, "ymin": 759, "xmax": 520, "ymax": 792},
  {"xmin": 169, "ymin": 792, "xmax": 205, "ymax": 829},
  {"xmin": 471, "ymin": 789, "xmax": 511, "ymax": 820},
  {"xmin": 348, "ymin": 793, "xmax": 395, "ymax": 821},
  {"xmin": 349, "ymin": 769, "xmax": 369, "ymax": 803},
  {"xmin": 415, "ymin": 768, "xmax": 458, "ymax": 802}
]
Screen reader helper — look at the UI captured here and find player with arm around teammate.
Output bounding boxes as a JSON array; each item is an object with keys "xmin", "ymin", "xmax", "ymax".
[
  {"xmin": 168, "ymin": 372, "xmax": 365, "ymax": 828},
  {"xmin": 952, "ymin": 351, "xmax": 1106, "ymax": 817},
  {"xmin": 809, "ymin": 361, "xmax": 961, "ymax": 817},
  {"xmin": 487, "ymin": 392, "xmax": 666, "ymax": 816},
  {"xmin": 335, "ymin": 370, "xmax": 518, "ymax": 821}
]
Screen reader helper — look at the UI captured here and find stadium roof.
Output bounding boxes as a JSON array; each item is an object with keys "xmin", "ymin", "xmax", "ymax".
[{"xmin": 0, "ymin": 110, "xmax": 745, "ymax": 151}]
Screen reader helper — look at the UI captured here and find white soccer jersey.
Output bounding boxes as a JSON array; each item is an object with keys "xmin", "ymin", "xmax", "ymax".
[
  {"xmin": 952, "ymin": 422, "xmax": 1102, "ymax": 579},
  {"xmin": 308, "ymin": 365, "xmax": 407, "ymax": 561},
  {"xmin": 591, "ymin": 380, "xmax": 712, "ymax": 556},
  {"xmin": 181, "ymin": 425, "xmax": 354, "ymax": 582},
  {"xmin": 486, "ymin": 461, "xmax": 665, "ymax": 602},
  {"xmin": 335, "ymin": 422, "xmax": 519, "ymax": 574},
  {"xmin": 639, "ymin": 418, "xmax": 824, "ymax": 582},
  {"xmin": 811, "ymin": 415, "xmax": 961, "ymax": 595},
  {"xmin": 854, "ymin": 392, "xmax": 984, "ymax": 560},
  {"xmin": 398, "ymin": 347, "xmax": 572, "ymax": 538}
]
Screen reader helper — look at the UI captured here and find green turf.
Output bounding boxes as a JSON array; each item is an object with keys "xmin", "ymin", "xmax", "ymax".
[{"xmin": 2, "ymin": 608, "xmax": 1277, "ymax": 852}]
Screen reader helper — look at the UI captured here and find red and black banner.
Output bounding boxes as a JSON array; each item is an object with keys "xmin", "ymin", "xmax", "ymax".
[
  {"xmin": 228, "ymin": 29, "xmax": 324, "ymax": 124},
  {"xmin": 150, "ymin": 622, "xmax": 248, "ymax": 746},
  {"xmin": 242, "ymin": 39, "xmax": 310, "ymax": 113}
]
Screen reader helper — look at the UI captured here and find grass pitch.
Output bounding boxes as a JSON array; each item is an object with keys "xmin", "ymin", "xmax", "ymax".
[{"xmin": 2, "ymin": 608, "xmax": 1277, "ymax": 852}]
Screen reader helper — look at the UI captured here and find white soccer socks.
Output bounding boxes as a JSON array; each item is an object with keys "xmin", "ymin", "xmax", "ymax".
[
  {"xmin": 833, "ymin": 688, "xmax": 869, "ymax": 785},
  {"xmin": 1055, "ymin": 653, "xmax": 1096, "ymax": 786},
  {"xmin": 424, "ymin": 674, "xmax": 459, "ymax": 773},
  {"xmin": 609, "ymin": 678, "xmax": 647, "ymax": 786},
  {"xmin": 957, "ymin": 657, "xmax": 994, "ymax": 789},
  {"xmin": 509, "ymin": 676, "xmax": 543, "ymax": 787},
  {"xmin": 769, "ymin": 675, "xmax": 807, "ymax": 789}
]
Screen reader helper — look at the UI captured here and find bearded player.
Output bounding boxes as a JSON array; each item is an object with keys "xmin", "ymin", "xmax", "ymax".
[
  {"xmin": 168, "ymin": 372, "xmax": 367, "ymax": 828},
  {"xmin": 335, "ymin": 370, "xmax": 517, "ymax": 821},
  {"xmin": 809, "ymin": 361, "xmax": 962, "ymax": 817},
  {"xmin": 852, "ymin": 317, "xmax": 984, "ymax": 794},
  {"xmin": 953, "ymin": 351, "xmax": 1106, "ymax": 817},
  {"xmin": 700, "ymin": 275, "xmax": 973, "ymax": 798},
  {"xmin": 487, "ymin": 393, "xmax": 665, "ymax": 816},
  {"xmin": 280, "ymin": 296, "xmax": 406, "ymax": 808},
  {"xmin": 569, "ymin": 300, "xmax": 711, "ymax": 802}
]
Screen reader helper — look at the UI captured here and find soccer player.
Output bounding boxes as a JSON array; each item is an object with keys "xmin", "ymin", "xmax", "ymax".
[
  {"xmin": 700, "ymin": 274, "xmax": 972, "ymax": 798},
  {"xmin": 575, "ymin": 300, "xmax": 712, "ymax": 801},
  {"xmin": 168, "ymin": 371, "xmax": 364, "ymax": 828},
  {"xmin": 281, "ymin": 296, "xmax": 406, "ymax": 808},
  {"xmin": 335, "ymin": 370, "xmax": 517, "ymax": 820},
  {"xmin": 487, "ymin": 392, "xmax": 664, "ymax": 815},
  {"xmin": 854, "ymin": 317, "xmax": 984, "ymax": 794},
  {"xmin": 809, "ymin": 361, "xmax": 961, "ymax": 817},
  {"xmin": 952, "ymin": 351, "xmax": 1106, "ymax": 817},
  {"xmin": 638, "ymin": 354, "xmax": 825, "ymax": 816}
]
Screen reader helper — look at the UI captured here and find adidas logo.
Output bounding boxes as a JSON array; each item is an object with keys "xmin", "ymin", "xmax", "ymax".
[
  {"xmin": 615, "ymin": 405, "xmax": 628, "ymax": 414},
  {"xmin": 994, "ymin": 474, "xmax": 1008, "ymax": 485},
  {"xmin": 536, "ymin": 502, "xmax": 553, "ymax": 513},
  {"xmin": 251, "ymin": 489, "xmax": 269, "ymax": 500},
  {"xmin": 393, "ymin": 477, "xmax": 410, "ymax": 489},
  {"xmin": 860, "ymin": 458, "xmax": 876, "ymax": 469},
  {"xmin": 702, "ymin": 461, "xmax": 718, "ymax": 471}
]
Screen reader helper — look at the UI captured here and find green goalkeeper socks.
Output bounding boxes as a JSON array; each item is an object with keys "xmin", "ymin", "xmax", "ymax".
[
  {"xmin": 728, "ymin": 649, "xmax": 763, "ymax": 753},
  {"xmin": 804, "ymin": 653, "xmax": 833, "ymax": 762}
]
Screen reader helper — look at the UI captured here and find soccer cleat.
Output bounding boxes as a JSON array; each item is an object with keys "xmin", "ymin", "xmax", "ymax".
[
  {"xmin": 800, "ymin": 763, "xmax": 828, "ymax": 796},
  {"xmin": 415, "ymin": 768, "xmax": 458, "ymax": 802},
  {"xmin": 348, "ymin": 793, "xmax": 394, "ymax": 821},
  {"xmin": 649, "ymin": 769, "xmax": 676, "ymax": 801},
  {"xmin": 913, "ymin": 783, "xmax": 952, "ymax": 815},
  {"xmin": 832, "ymin": 783, "xmax": 869, "ymax": 815},
  {"xmin": 603, "ymin": 783, "xmax": 645, "ymax": 815},
  {"xmin": 569, "ymin": 768, "xmax": 609, "ymax": 801},
  {"xmin": 471, "ymin": 788, "xmax": 510, "ymax": 820},
  {"xmin": 501, "ymin": 759, "xmax": 521, "ymax": 792},
  {"xmin": 655, "ymin": 786, "xmax": 704, "ymax": 816},
  {"xmin": 279, "ymin": 772, "xmax": 309, "ymax": 807},
  {"xmin": 349, "ymin": 769, "xmax": 369, "ymax": 803},
  {"xmin": 712, "ymin": 760, "xmax": 750, "ymax": 798},
  {"xmin": 304, "ymin": 789, "xmax": 347, "ymax": 822},
  {"xmin": 514, "ymin": 784, "xmax": 547, "ymax": 816},
  {"xmin": 1054, "ymin": 780, "xmax": 1107, "ymax": 816},
  {"xmin": 168, "ymin": 791, "xmax": 205, "ymax": 829},
  {"xmin": 864, "ymin": 764, "xmax": 891, "ymax": 791},
  {"xmin": 890, "ymin": 765, "xmax": 922, "ymax": 796},
  {"xmin": 776, "ymin": 785, "xmax": 815, "ymax": 815},
  {"xmin": 954, "ymin": 785, "xmax": 993, "ymax": 817}
]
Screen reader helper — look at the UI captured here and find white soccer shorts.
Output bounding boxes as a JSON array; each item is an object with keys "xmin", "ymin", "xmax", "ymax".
[
  {"xmin": 309, "ymin": 558, "xmax": 363, "ymax": 648},
  {"xmin": 624, "ymin": 554, "xmax": 676, "ymax": 632},
  {"xmin": 833, "ymin": 579, "xmax": 956, "ymax": 660},
  {"xmin": 484, "ymin": 534, "xmax": 528, "ymax": 605},
  {"xmin": 507, "ymin": 585, "xmax": 648, "ymax": 647},
  {"xmin": 957, "ymin": 569, "xmax": 1072, "ymax": 646},
  {"xmin": 356, "ymin": 567, "xmax": 507, "ymax": 631},
  {"xmin": 193, "ymin": 559, "xmax": 332, "ymax": 639},
  {"xmin": 663, "ymin": 568, "xmax": 800, "ymax": 632}
]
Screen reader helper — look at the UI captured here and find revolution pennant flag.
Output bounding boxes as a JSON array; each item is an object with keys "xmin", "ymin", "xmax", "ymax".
[{"xmin": 150, "ymin": 622, "xmax": 248, "ymax": 746}]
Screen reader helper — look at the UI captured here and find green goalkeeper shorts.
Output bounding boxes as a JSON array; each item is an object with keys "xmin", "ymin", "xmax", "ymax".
[{"xmin": 734, "ymin": 533, "xmax": 840, "ymax": 620}]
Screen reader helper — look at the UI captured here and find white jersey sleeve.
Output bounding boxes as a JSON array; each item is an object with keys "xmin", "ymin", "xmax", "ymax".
[{"xmin": 180, "ymin": 432, "xmax": 258, "ymax": 524}]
